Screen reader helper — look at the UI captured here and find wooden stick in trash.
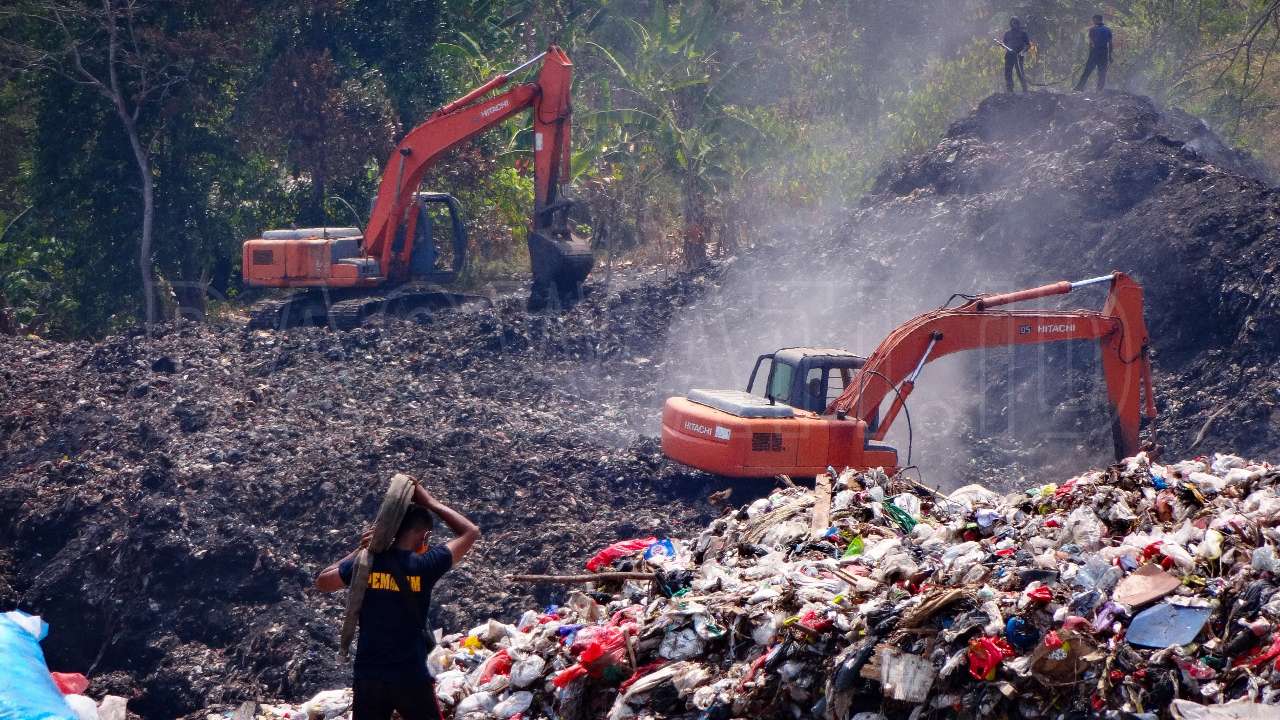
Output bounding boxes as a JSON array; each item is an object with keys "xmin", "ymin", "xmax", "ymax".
[{"xmin": 509, "ymin": 572, "xmax": 657, "ymax": 584}]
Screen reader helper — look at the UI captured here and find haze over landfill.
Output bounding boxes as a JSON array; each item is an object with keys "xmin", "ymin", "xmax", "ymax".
[{"xmin": 3, "ymin": 2, "xmax": 1280, "ymax": 719}]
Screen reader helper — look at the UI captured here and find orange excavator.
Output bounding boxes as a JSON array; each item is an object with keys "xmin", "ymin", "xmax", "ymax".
[
  {"xmin": 662, "ymin": 272, "xmax": 1157, "ymax": 478},
  {"xmin": 242, "ymin": 46, "xmax": 593, "ymax": 329}
]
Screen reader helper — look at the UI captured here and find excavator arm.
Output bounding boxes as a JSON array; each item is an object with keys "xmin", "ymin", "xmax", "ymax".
[
  {"xmin": 828, "ymin": 272, "xmax": 1156, "ymax": 459},
  {"xmin": 363, "ymin": 46, "xmax": 584, "ymax": 288}
]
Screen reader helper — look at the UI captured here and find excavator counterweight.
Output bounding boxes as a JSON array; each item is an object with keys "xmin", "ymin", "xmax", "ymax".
[
  {"xmin": 242, "ymin": 46, "xmax": 593, "ymax": 329},
  {"xmin": 662, "ymin": 272, "xmax": 1156, "ymax": 478}
]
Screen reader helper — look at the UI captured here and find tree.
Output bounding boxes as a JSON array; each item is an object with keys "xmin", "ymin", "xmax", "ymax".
[
  {"xmin": 587, "ymin": 0, "xmax": 758, "ymax": 268},
  {"xmin": 0, "ymin": 0, "xmax": 206, "ymax": 329}
]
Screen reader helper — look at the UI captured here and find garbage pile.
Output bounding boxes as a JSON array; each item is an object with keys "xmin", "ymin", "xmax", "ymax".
[{"xmin": 235, "ymin": 451, "xmax": 1279, "ymax": 719}]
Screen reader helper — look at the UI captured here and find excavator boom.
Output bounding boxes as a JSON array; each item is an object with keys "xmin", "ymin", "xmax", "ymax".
[{"xmin": 662, "ymin": 272, "xmax": 1156, "ymax": 478}]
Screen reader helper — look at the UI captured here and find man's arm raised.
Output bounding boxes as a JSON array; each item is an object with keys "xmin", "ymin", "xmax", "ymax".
[{"xmin": 414, "ymin": 484, "xmax": 480, "ymax": 564}]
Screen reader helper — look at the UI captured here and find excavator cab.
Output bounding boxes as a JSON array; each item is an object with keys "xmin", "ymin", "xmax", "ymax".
[
  {"xmin": 746, "ymin": 348, "xmax": 869, "ymax": 414},
  {"xmin": 406, "ymin": 192, "xmax": 468, "ymax": 283}
]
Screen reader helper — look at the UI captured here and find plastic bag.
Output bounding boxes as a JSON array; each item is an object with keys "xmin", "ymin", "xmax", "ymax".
[
  {"xmin": 299, "ymin": 689, "xmax": 352, "ymax": 719},
  {"xmin": 643, "ymin": 539, "xmax": 678, "ymax": 565},
  {"xmin": 0, "ymin": 611, "xmax": 76, "ymax": 720},
  {"xmin": 510, "ymin": 655, "xmax": 546, "ymax": 688},
  {"xmin": 434, "ymin": 670, "xmax": 469, "ymax": 705},
  {"xmin": 51, "ymin": 673, "xmax": 89, "ymax": 696},
  {"xmin": 96, "ymin": 697, "xmax": 126, "ymax": 720},
  {"xmin": 967, "ymin": 636, "xmax": 1013, "ymax": 680},
  {"xmin": 63, "ymin": 696, "xmax": 97, "ymax": 720},
  {"xmin": 492, "ymin": 691, "xmax": 533, "ymax": 719},
  {"xmin": 1064, "ymin": 506, "xmax": 1103, "ymax": 551},
  {"xmin": 1006, "ymin": 616, "xmax": 1044, "ymax": 653},
  {"xmin": 585, "ymin": 537, "xmax": 658, "ymax": 572},
  {"xmin": 477, "ymin": 648, "xmax": 512, "ymax": 685},
  {"xmin": 659, "ymin": 627, "xmax": 705, "ymax": 660},
  {"xmin": 455, "ymin": 691, "xmax": 496, "ymax": 716}
]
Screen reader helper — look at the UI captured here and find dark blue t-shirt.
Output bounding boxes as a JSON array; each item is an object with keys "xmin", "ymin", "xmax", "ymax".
[
  {"xmin": 339, "ymin": 545, "xmax": 452, "ymax": 681},
  {"xmin": 1003, "ymin": 29, "xmax": 1030, "ymax": 53},
  {"xmin": 1089, "ymin": 25, "xmax": 1112, "ymax": 55}
]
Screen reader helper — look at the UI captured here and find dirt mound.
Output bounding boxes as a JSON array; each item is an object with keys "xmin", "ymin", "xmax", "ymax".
[
  {"xmin": 667, "ymin": 90, "xmax": 1279, "ymax": 485},
  {"xmin": 862, "ymin": 91, "xmax": 1280, "ymax": 458},
  {"xmin": 0, "ymin": 273, "xmax": 735, "ymax": 717}
]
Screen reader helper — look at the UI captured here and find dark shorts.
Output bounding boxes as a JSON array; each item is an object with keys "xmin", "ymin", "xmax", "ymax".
[{"xmin": 352, "ymin": 677, "xmax": 442, "ymax": 720}]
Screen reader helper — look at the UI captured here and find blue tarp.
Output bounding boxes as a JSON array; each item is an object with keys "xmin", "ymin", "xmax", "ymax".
[{"xmin": 0, "ymin": 611, "xmax": 76, "ymax": 720}]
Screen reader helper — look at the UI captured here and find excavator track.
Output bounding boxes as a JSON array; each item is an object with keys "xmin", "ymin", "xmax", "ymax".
[
  {"xmin": 247, "ymin": 300, "xmax": 289, "ymax": 330},
  {"xmin": 247, "ymin": 291, "xmax": 332, "ymax": 330},
  {"xmin": 248, "ymin": 293, "xmax": 313, "ymax": 330},
  {"xmin": 327, "ymin": 290, "xmax": 492, "ymax": 330},
  {"xmin": 328, "ymin": 298, "xmax": 378, "ymax": 331}
]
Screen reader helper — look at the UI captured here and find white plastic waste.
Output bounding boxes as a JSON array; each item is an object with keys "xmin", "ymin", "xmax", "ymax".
[
  {"xmin": 660, "ymin": 627, "xmax": 706, "ymax": 660},
  {"xmin": 299, "ymin": 688, "xmax": 351, "ymax": 719},
  {"xmin": 97, "ymin": 696, "xmax": 127, "ymax": 720},
  {"xmin": 454, "ymin": 690, "xmax": 496, "ymax": 717},
  {"xmin": 434, "ymin": 670, "xmax": 469, "ymax": 705},
  {"xmin": 510, "ymin": 654, "xmax": 546, "ymax": 688},
  {"xmin": 492, "ymin": 691, "xmax": 533, "ymax": 719},
  {"xmin": 64, "ymin": 695, "xmax": 98, "ymax": 720}
]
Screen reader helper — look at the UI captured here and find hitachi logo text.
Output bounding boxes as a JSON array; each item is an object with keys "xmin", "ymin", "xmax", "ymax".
[
  {"xmin": 480, "ymin": 99, "xmax": 511, "ymax": 118},
  {"xmin": 683, "ymin": 421, "xmax": 713, "ymax": 436},
  {"xmin": 1037, "ymin": 324, "xmax": 1077, "ymax": 333}
]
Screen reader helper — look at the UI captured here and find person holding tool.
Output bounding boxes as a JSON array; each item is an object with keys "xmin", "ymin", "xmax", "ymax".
[
  {"xmin": 999, "ymin": 17, "xmax": 1032, "ymax": 93},
  {"xmin": 317, "ymin": 482, "xmax": 480, "ymax": 720},
  {"xmin": 1074, "ymin": 13, "xmax": 1114, "ymax": 91}
]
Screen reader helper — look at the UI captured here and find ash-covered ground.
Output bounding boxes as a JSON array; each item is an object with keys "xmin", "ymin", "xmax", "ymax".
[{"xmin": 2, "ymin": 90, "xmax": 1278, "ymax": 717}]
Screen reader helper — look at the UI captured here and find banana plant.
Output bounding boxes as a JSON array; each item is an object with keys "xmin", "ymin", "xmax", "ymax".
[{"xmin": 583, "ymin": 0, "xmax": 762, "ymax": 267}]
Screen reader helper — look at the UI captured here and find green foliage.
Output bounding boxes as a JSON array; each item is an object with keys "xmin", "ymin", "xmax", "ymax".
[{"xmin": 3, "ymin": 0, "xmax": 1279, "ymax": 336}]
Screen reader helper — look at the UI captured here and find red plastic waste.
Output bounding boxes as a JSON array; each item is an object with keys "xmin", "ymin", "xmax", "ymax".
[
  {"xmin": 554, "ymin": 623, "xmax": 635, "ymax": 688},
  {"xmin": 1141, "ymin": 542, "xmax": 1163, "ymax": 561},
  {"xmin": 1173, "ymin": 655, "xmax": 1217, "ymax": 680},
  {"xmin": 50, "ymin": 672, "xmax": 89, "ymax": 695},
  {"xmin": 1026, "ymin": 586, "xmax": 1053, "ymax": 603},
  {"xmin": 618, "ymin": 660, "xmax": 668, "ymax": 692},
  {"xmin": 797, "ymin": 610, "xmax": 834, "ymax": 633},
  {"xmin": 585, "ymin": 537, "xmax": 658, "ymax": 572},
  {"xmin": 477, "ymin": 648, "xmax": 512, "ymax": 684},
  {"xmin": 1235, "ymin": 634, "xmax": 1280, "ymax": 669},
  {"xmin": 552, "ymin": 664, "xmax": 589, "ymax": 688},
  {"xmin": 968, "ymin": 636, "xmax": 1014, "ymax": 680}
]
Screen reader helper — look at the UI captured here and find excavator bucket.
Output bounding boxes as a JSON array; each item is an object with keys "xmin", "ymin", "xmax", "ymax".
[{"xmin": 528, "ymin": 230, "xmax": 593, "ymax": 310}]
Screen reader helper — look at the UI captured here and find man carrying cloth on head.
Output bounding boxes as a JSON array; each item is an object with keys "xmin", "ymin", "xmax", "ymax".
[{"xmin": 317, "ymin": 484, "xmax": 480, "ymax": 720}]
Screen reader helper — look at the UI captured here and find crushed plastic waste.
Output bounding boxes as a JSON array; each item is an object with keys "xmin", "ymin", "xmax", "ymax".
[{"xmin": 222, "ymin": 451, "xmax": 1280, "ymax": 719}]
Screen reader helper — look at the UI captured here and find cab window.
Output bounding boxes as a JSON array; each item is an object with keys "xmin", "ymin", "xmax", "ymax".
[
  {"xmin": 805, "ymin": 367, "xmax": 825, "ymax": 411},
  {"xmin": 767, "ymin": 361, "xmax": 795, "ymax": 403},
  {"xmin": 827, "ymin": 367, "xmax": 852, "ymax": 406}
]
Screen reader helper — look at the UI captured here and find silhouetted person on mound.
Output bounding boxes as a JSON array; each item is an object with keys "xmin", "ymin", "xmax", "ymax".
[
  {"xmin": 1075, "ymin": 14, "xmax": 1113, "ymax": 91},
  {"xmin": 1003, "ymin": 17, "xmax": 1031, "ymax": 93}
]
